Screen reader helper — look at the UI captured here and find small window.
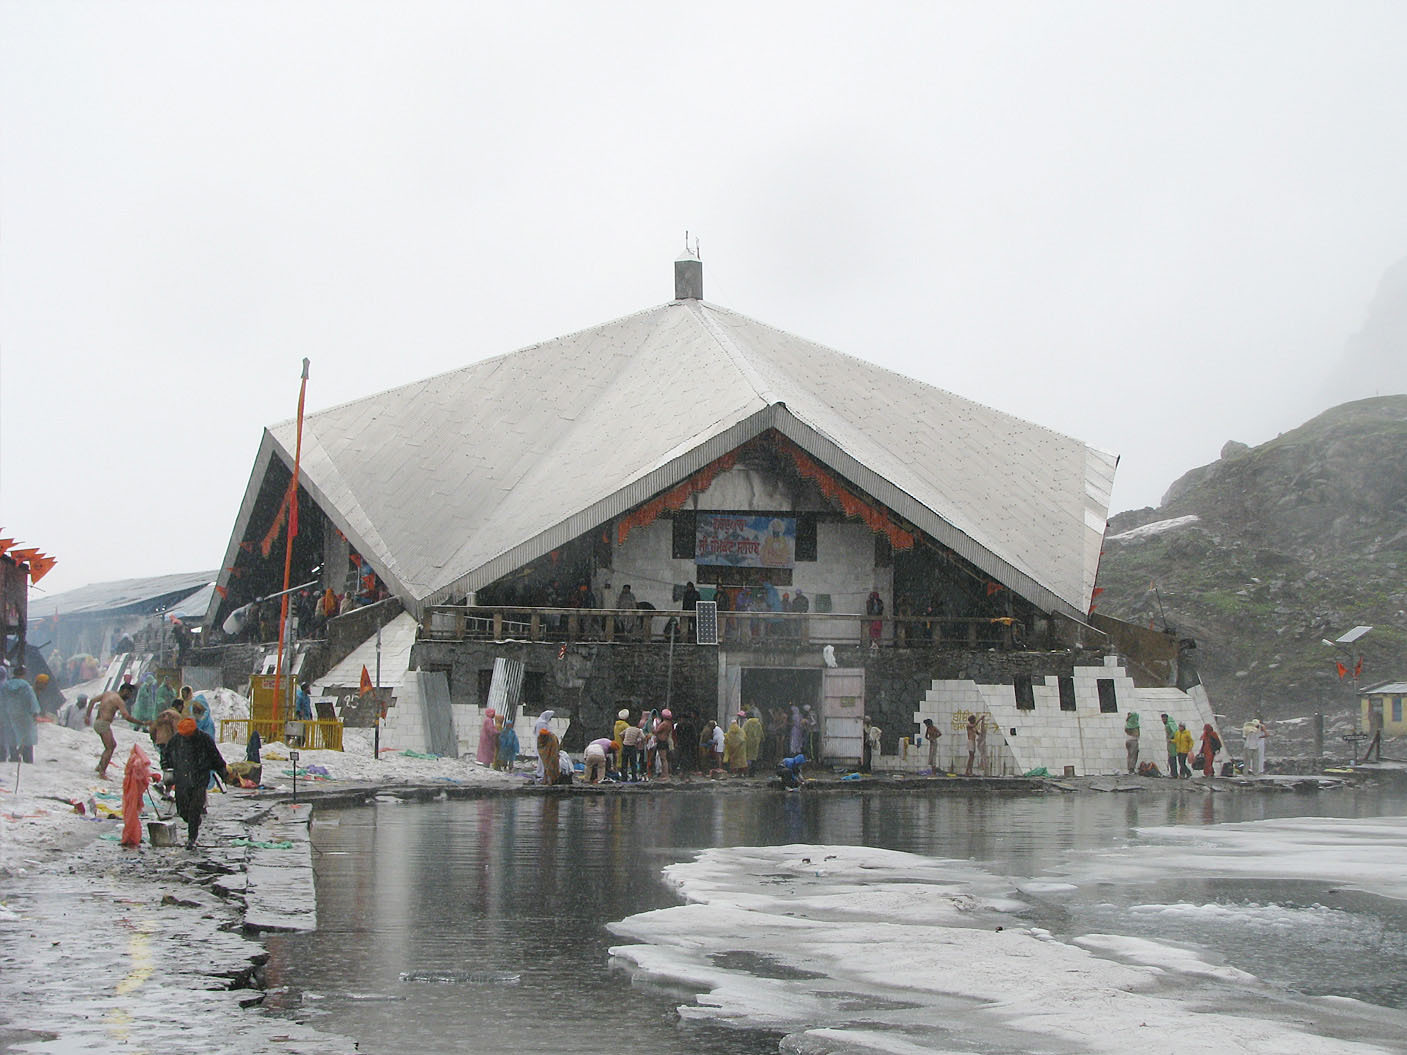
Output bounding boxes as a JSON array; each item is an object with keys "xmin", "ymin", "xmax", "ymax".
[
  {"xmin": 1097, "ymin": 678, "xmax": 1118, "ymax": 713},
  {"xmin": 672, "ymin": 513, "xmax": 696, "ymax": 559},
  {"xmin": 795, "ymin": 515, "xmax": 817, "ymax": 562},
  {"xmin": 1394, "ymin": 696, "xmax": 1403, "ymax": 724},
  {"xmin": 874, "ymin": 534, "xmax": 893, "ymax": 568},
  {"xmin": 1058, "ymin": 676, "xmax": 1077, "ymax": 712},
  {"xmin": 1014, "ymin": 674, "xmax": 1035, "ymax": 710},
  {"xmin": 477, "ymin": 668, "xmax": 494, "ymax": 705},
  {"xmin": 522, "ymin": 671, "xmax": 545, "ymax": 706}
]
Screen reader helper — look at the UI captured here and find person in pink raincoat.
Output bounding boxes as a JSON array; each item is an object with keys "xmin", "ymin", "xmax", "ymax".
[{"xmin": 476, "ymin": 707, "xmax": 498, "ymax": 765}]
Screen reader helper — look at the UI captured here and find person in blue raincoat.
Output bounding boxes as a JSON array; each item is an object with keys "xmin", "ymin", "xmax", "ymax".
[
  {"xmin": 776, "ymin": 753, "xmax": 806, "ymax": 789},
  {"xmin": 190, "ymin": 693, "xmax": 217, "ymax": 739},
  {"xmin": 295, "ymin": 682, "xmax": 314, "ymax": 721},
  {"xmin": 497, "ymin": 719, "xmax": 519, "ymax": 773},
  {"xmin": 186, "ymin": 691, "xmax": 220, "ymax": 787},
  {"xmin": 1, "ymin": 664, "xmax": 42, "ymax": 763}
]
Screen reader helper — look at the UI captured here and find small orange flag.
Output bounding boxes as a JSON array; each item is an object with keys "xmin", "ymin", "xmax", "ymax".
[
  {"xmin": 28, "ymin": 554, "xmax": 57, "ymax": 584},
  {"xmin": 359, "ymin": 665, "xmax": 374, "ymax": 696}
]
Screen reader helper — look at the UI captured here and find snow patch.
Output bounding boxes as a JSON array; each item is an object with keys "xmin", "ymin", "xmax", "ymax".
[{"xmin": 1106, "ymin": 515, "xmax": 1201, "ymax": 542}]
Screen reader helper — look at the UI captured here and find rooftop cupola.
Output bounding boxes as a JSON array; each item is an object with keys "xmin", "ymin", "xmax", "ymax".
[{"xmin": 674, "ymin": 237, "xmax": 702, "ymax": 300}]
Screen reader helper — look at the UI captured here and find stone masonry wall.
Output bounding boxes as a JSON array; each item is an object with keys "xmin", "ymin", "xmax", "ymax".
[{"xmin": 411, "ymin": 639, "xmax": 718, "ymax": 751}]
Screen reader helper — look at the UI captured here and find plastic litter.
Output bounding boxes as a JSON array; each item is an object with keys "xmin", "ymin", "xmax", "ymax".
[
  {"xmin": 232, "ymin": 838, "xmax": 296, "ymax": 850},
  {"xmin": 1023, "ymin": 767, "xmax": 1051, "ymax": 777}
]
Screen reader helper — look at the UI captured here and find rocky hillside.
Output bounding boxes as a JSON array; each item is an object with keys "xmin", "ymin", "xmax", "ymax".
[{"xmin": 1095, "ymin": 395, "xmax": 1407, "ymax": 724}]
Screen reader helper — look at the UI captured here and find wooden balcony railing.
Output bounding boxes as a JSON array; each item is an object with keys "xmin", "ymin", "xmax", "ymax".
[{"xmin": 419, "ymin": 605, "xmax": 1049, "ymax": 650}]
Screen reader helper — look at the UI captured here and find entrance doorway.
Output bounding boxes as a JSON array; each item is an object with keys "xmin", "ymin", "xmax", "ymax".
[{"xmin": 740, "ymin": 668, "xmax": 821, "ymax": 720}]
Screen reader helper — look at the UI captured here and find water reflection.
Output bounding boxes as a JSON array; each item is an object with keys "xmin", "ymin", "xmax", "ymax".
[{"xmin": 265, "ymin": 786, "xmax": 1407, "ymax": 1054}]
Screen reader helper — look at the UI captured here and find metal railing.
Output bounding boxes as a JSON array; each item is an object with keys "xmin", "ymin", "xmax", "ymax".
[
  {"xmin": 219, "ymin": 717, "xmax": 344, "ymax": 751},
  {"xmin": 420, "ymin": 605, "xmax": 1041, "ymax": 650}
]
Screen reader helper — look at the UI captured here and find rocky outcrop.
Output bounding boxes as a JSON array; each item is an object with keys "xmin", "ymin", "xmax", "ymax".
[{"xmin": 1097, "ymin": 396, "xmax": 1407, "ymax": 723}]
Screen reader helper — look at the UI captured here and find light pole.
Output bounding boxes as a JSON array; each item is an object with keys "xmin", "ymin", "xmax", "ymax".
[{"xmin": 1322, "ymin": 625, "xmax": 1373, "ymax": 761}]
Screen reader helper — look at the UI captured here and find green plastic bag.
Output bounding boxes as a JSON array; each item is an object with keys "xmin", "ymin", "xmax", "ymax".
[{"xmin": 1022, "ymin": 766, "xmax": 1050, "ymax": 777}]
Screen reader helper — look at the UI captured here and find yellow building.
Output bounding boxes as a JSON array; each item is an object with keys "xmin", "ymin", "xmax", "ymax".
[{"xmin": 1360, "ymin": 681, "xmax": 1407, "ymax": 737}]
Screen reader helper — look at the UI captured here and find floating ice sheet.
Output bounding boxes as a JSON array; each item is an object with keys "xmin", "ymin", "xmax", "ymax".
[{"xmin": 609, "ymin": 835, "xmax": 1407, "ymax": 1054}]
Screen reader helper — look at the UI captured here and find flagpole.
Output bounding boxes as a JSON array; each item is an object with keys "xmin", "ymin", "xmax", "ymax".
[{"xmin": 273, "ymin": 359, "xmax": 310, "ymax": 724}]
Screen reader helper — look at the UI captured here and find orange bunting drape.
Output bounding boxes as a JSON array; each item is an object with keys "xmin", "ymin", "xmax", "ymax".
[
  {"xmin": 616, "ymin": 451, "xmax": 740, "ymax": 546},
  {"xmin": 614, "ymin": 433, "xmax": 920, "ymax": 552},
  {"xmin": 780, "ymin": 441, "xmax": 915, "ymax": 551}
]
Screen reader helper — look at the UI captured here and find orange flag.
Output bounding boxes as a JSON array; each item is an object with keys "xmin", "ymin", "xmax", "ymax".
[
  {"xmin": 359, "ymin": 665, "xmax": 374, "ymax": 696},
  {"xmin": 1336, "ymin": 661, "xmax": 1347, "ymax": 679},
  {"xmin": 28, "ymin": 554, "xmax": 57, "ymax": 584}
]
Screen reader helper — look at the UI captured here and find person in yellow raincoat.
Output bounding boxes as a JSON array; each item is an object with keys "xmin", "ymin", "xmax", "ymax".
[
  {"xmin": 723, "ymin": 717, "xmax": 747, "ymax": 776},
  {"xmin": 742, "ymin": 710, "xmax": 764, "ymax": 776},
  {"xmin": 537, "ymin": 727, "xmax": 562, "ymax": 785}
]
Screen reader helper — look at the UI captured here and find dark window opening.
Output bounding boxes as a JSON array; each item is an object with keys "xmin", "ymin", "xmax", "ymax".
[
  {"xmin": 795, "ymin": 515, "xmax": 817, "ymax": 562},
  {"xmin": 1097, "ymin": 678, "xmax": 1118, "ymax": 713},
  {"xmin": 1058, "ymin": 676, "xmax": 1077, "ymax": 712},
  {"xmin": 1014, "ymin": 674, "xmax": 1035, "ymax": 710},
  {"xmin": 874, "ymin": 534, "xmax": 893, "ymax": 568},
  {"xmin": 522, "ymin": 671, "xmax": 545, "ymax": 706},
  {"xmin": 671, "ymin": 513, "xmax": 696, "ymax": 559},
  {"xmin": 477, "ymin": 669, "xmax": 494, "ymax": 706}
]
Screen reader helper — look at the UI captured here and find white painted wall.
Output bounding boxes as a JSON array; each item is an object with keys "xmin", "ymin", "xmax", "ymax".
[{"xmin": 605, "ymin": 517, "xmax": 892, "ymax": 645}]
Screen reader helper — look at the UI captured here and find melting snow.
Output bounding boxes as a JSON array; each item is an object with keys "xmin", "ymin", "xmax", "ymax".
[{"xmin": 1106, "ymin": 514, "xmax": 1201, "ymax": 542}]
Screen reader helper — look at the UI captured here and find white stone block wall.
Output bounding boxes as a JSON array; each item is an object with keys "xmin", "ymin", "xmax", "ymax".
[
  {"xmin": 379, "ymin": 682, "xmax": 428, "ymax": 754},
  {"xmin": 913, "ymin": 663, "xmax": 1220, "ymax": 777}
]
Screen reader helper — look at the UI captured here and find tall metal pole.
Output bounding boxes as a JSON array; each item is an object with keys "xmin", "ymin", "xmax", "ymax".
[
  {"xmin": 273, "ymin": 358, "xmax": 310, "ymax": 725},
  {"xmin": 373, "ymin": 621, "xmax": 382, "ymax": 760}
]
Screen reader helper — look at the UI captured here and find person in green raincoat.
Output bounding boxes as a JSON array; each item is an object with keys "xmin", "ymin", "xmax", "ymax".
[{"xmin": 133, "ymin": 673, "xmax": 160, "ymax": 724}]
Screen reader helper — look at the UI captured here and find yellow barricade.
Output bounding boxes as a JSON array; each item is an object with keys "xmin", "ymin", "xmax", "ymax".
[{"xmin": 219, "ymin": 718, "xmax": 344, "ymax": 751}]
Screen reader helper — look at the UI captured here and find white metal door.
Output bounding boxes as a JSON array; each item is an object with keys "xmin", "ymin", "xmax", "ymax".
[{"xmin": 821, "ymin": 668, "xmax": 865, "ymax": 764}]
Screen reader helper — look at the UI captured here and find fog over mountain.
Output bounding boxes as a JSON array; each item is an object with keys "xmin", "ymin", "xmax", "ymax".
[{"xmin": 1334, "ymin": 255, "xmax": 1407, "ymax": 402}]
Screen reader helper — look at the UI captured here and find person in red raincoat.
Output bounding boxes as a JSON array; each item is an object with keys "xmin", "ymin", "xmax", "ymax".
[
  {"xmin": 120, "ymin": 743, "xmax": 154, "ymax": 847},
  {"xmin": 1199, "ymin": 723, "xmax": 1220, "ymax": 777}
]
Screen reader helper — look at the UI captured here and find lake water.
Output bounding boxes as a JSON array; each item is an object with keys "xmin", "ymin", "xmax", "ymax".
[{"xmin": 262, "ymin": 784, "xmax": 1407, "ymax": 1054}]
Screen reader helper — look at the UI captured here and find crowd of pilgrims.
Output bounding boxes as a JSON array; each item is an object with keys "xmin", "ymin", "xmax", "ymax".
[{"xmin": 473, "ymin": 702, "xmax": 819, "ymax": 786}]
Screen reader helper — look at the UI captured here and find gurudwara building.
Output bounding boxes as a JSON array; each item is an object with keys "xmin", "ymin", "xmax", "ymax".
[{"xmin": 208, "ymin": 253, "xmax": 1216, "ymax": 775}]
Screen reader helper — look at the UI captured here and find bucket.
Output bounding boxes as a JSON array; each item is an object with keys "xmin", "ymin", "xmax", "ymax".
[{"xmin": 147, "ymin": 820, "xmax": 179, "ymax": 847}]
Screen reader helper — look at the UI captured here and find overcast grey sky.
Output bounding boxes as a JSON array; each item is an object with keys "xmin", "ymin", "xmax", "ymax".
[{"xmin": 4, "ymin": 2, "xmax": 1406, "ymax": 598}]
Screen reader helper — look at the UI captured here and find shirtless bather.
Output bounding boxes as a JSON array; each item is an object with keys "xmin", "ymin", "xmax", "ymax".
[{"xmin": 86, "ymin": 684, "xmax": 143, "ymax": 778}]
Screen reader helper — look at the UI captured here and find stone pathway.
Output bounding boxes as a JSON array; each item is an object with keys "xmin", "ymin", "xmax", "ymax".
[{"xmin": 0, "ymin": 793, "xmax": 354, "ymax": 1054}]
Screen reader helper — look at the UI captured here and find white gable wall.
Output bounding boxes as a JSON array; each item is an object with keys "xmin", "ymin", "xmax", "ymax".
[{"xmin": 605, "ymin": 518, "xmax": 892, "ymax": 643}]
